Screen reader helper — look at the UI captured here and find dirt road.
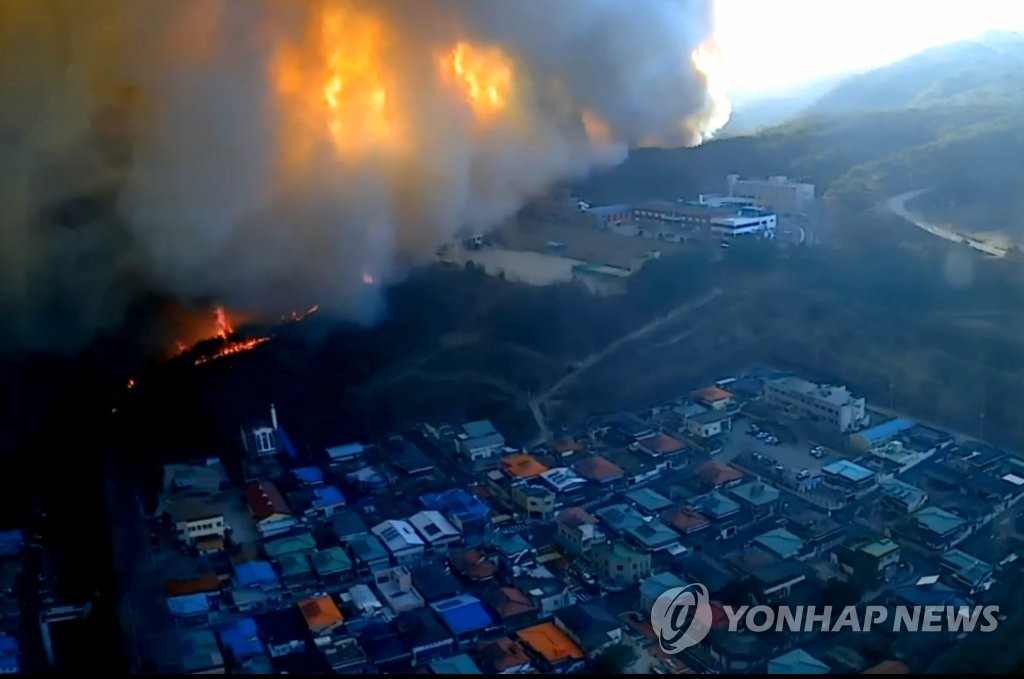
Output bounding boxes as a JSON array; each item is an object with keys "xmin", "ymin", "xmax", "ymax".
[{"xmin": 885, "ymin": 189, "xmax": 1006, "ymax": 257}]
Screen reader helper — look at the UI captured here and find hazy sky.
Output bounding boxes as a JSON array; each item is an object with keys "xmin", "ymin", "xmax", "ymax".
[{"xmin": 716, "ymin": 0, "xmax": 1024, "ymax": 100}]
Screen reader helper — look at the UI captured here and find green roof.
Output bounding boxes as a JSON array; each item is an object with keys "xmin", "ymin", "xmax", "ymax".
[
  {"xmin": 312, "ymin": 547, "xmax": 353, "ymax": 576},
  {"xmin": 941, "ymin": 549, "xmax": 992, "ymax": 585},
  {"xmin": 754, "ymin": 528, "xmax": 805, "ymax": 559},
  {"xmin": 263, "ymin": 531, "xmax": 317, "ymax": 559},
  {"xmin": 429, "ymin": 653, "xmax": 482, "ymax": 674},
  {"xmin": 278, "ymin": 553, "xmax": 313, "ymax": 578},
  {"xmin": 857, "ymin": 537, "xmax": 900, "ymax": 558},
  {"xmin": 914, "ymin": 506, "xmax": 965, "ymax": 535}
]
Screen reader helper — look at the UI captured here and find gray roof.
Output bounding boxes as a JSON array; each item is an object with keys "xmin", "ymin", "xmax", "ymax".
[
  {"xmin": 729, "ymin": 481, "xmax": 780, "ymax": 507},
  {"xmin": 625, "ymin": 488, "xmax": 674, "ymax": 514}
]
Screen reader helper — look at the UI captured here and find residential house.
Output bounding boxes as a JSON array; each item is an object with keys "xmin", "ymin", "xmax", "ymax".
[
  {"xmin": 429, "ymin": 653, "xmax": 482, "ymax": 674},
  {"xmin": 278, "ymin": 553, "xmax": 315, "ymax": 587},
  {"xmin": 374, "ymin": 566, "xmax": 426, "ymax": 614},
  {"xmin": 311, "ymin": 546, "xmax": 354, "ymax": 583},
  {"xmin": 553, "ymin": 602, "xmax": 624, "ymax": 657},
  {"xmin": 263, "ymin": 531, "xmax": 316, "ymax": 562},
  {"xmin": 346, "ymin": 532, "xmax": 391, "ymax": 573},
  {"xmin": 491, "ymin": 533, "xmax": 536, "ymax": 574},
  {"xmin": 612, "ymin": 415, "xmax": 656, "ymax": 441},
  {"xmin": 592, "ymin": 540, "xmax": 652, "ymax": 589},
  {"xmin": 235, "ymin": 560, "xmax": 280, "ymax": 593},
  {"xmin": 357, "ymin": 622, "xmax": 412, "ymax": 672},
  {"xmin": 167, "ymin": 593, "xmax": 212, "ymax": 621},
  {"xmin": 821, "ymin": 459, "xmax": 876, "ymax": 493},
  {"xmin": 420, "ymin": 489, "xmax": 491, "ymax": 541},
  {"xmin": 501, "ymin": 454, "xmax": 550, "ymax": 480},
  {"xmin": 911, "ymin": 506, "xmax": 966, "ymax": 550},
  {"xmin": 606, "ymin": 448, "xmax": 665, "ymax": 486},
  {"xmin": 474, "ymin": 637, "xmax": 534, "ymax": 674},
  {"xmin": 448, "ymin": 548, "xmax": 499, "ymax": 582},
  {"xmin": 726, "ymin": 549, "xmax": 808, "ymax": 601},
  {"xmin": 394, "ymin": 607, "xmax": 456, "ymax": 667},
  {"xmin": 324, "ymin": 442, "xmax": 366, "ymax": 467},
  {"xmin": 538, "ymin": 467, "xmax": 588, "ymax": 495},
  {"xmin": 547, "ymin": 437, "xmax": 585, "ymax": 458},
  {"xmin": 661, "ymin": 505, "xmax": 711, "ymax": 536},
  {"xmin": 168, "ymin": 497, "xmax": 228, "ymax": 546},
  {"xmin": 768, "ymin": 648, "xmax": 830, "ymax": 674},
  {"xmin": 687, "ymin": 409, "xmax": 734, "ymax": 439},
  {"xmin": 572, "ymin": 455, "xmax": 625, "ymax": 487},
  {"xmin": 456, "ymin": 420, "xmax": 507, "ymax": 464},
  {"xmin": 640, "ymin": 572, "xmax": 687, "ymax": 615},
  {"xmin": 409, "ymin": 510, "xmax": 462, "ymax": 553},
  {"xmin": 410, "ymin": 561, "xmax": 464, "ymax": 603},
  {"xmin": 255, "ymin": 607, "xmax": 310, "ymax": 659},
  {"xmin": 729, "ymin": 481, "xmax": 781, "ymax": 518},
  {"xmin": 177, "ymin": 628, "xmax": 225, "ymax": 674},
  {"xmin": 482, "ymin": 587, "xmax": 538, "ymax": 631},
  {"xmin": 340, "ymin": 584, "xmax": 387, "ymax": 628},
  {"xmin": 879, "ymin": 479, "xmax": 928, "ymax": 513},
  {"xmin": 625, "ymin": 488, "xmax": 674, "ymax": 515},
  {"xmin": 431, "ymin": 594, "xmax": 501, "ymax": 645},
  {"xmin": 372, "ymin": 519, "xmax": 426, "ymax": 565},
  {"xmin": 693, "ymin": 386, "xmax": 735, "ymax": 410},
  {"xmin": 692, "ymin": 460, "xmax": 744, "ymax": 489},
  {"xmin": 346, "ymin": 466, "xmax": 389, "ymax": 494},
  {"xmin": 246, "ymin": 481, "xmax": 297, "ymax": 538},
  {"xmin": 940, "ymin": 549, "xmax": 994, "ymax": 594},
  {"xmin": 517, "ymin": 622, "xmax": 585, "ymax": 673},
  {"xmin": 299, "ymin": 594, "xmax": 345, "ymax": 637},
  {"xmin": 555, "ymin": 507, "xmax": 606, "ymax": 557},
  {"xmin": 216, "ymin": 618, "xmax": 266, "ymax": 665},
  {"xmin": 388, "ymin": 438, "xmax": 437, "ymax": 478},
  {"xmin": 331, "ymin": 510, "xmax": 369, "ymax": 543},
  {"xmin": 752, "ymin": 527, "xmax": 805, "ymax": 560},
  {"xmin": 833, "ymin": 536, "xmax": 901, "ymax": 584},
  {"xmin": 517, "ymin": 576, "xmax": 575, "ymax": 619},
  {"xmin": 510, "ymin": 481, "xmax": 556, "ymax": 521},
  {"xmin": 950, "ymin": 442, "xmax": 1006, "ymax": 474},
  {"xmin": 782, "ymin": 503, "xmax": 847, "ymax": 556},
  {"xmin": 635, "ymin": 434, "xmax": 688, "ymax": 467}
]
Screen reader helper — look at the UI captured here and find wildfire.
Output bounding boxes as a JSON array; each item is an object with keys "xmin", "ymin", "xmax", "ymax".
[
  {"xmin": 194, "ymin": 337, "xmax": 271, "ymax": 366},
  {"xmin": 443, "ymin": 42, "xmax": 515, "ymax": 116},
  {"xmin": 214, "ymin": 306, "xmax": 233, "ymax": 339},
  {"xmin": 581, "ymin": 108, "xmax": 613, "ymax": 150},
  {"xmin": 689, "ymin": 39, "xmax": 732, "ymax": 139}
]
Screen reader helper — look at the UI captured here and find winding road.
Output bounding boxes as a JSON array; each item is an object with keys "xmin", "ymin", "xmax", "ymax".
[{"xmin": 885, "ymin": 189, "xmax": 1007, "ymax": 257}]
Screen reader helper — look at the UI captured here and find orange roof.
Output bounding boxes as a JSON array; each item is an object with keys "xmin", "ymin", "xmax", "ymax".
[
  {"xmin": 550, "ymin": 438, "xmax": 585, "ymax": 454},
  {"xmin": 863, "ymin": 661, "xmax": 910, "ymax": 674},
  {"xmin": 557, "ymin": 506, "xmax": 598, "ymax": 528},
  {"xmin": 639, "ymin": 434, "xmax": 686, "ymax": 455},
  {"xmin": 517, "ymin": 622, "xmax": 584, "ymax": 662},
  {"xmin": 573, "ymin": 455, "xmax": 624, "ymax": 481},
  {"xmin": 501, "ymin": 454, "xmax": 550, "ymax": 479},
  {"xmin": 299, "ymin": 595, "xmax": 344, "ymax": 633},
  {"xmin": 694, "ymin": 386, "xmax": 734, "ymax": 402},
  {"xmin": 693, "ymin": 460, "xmax": 744, "ymax": 486},
  {"xmin": 165, "ymin": 573, "xmax": 220, "ymax": 597}
]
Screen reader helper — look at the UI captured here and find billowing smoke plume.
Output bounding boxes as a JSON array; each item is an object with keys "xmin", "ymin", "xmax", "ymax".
[{"xmin": 0, "ymin": 0, "xmax": 728, "ymax": 351}]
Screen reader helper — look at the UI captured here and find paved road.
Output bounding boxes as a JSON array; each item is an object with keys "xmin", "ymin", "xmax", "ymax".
[
  {"xmin": 527, "ymin": 287, "xmax": 725, "ymax": 445},
  {"xmin": 885, "ymin": 189, "xmax": 1007, "ymax": 257}
]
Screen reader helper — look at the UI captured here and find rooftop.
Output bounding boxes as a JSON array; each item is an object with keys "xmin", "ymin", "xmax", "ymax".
[
  {"xmin": 263, "ymin": 531, "xmax": 316, "ymax": 559},
  {"xmin": 430, "ymin": 653, "xmax": 482, "ymax": 674},
  {"xmin": 517, "ymin": 622, "xmax": 584, "ymax": 663},
  {"xmin": 217, "ymin": 618, "xmax": 264, "ymax": 661},
  {"xmin": 879, "ymin": 479, "xmax": 928, "ymax": 506},
  {"xmin": 856, "ymin": 418, "xmax": 916, "ymax": 443},
  {"xmin": 729, "ymin": 481, "xmax": 781, "ymax": 507},
  {"xmin": 539, "ymin": 467, "xmax": 587, "ymax": 492},
  {"xmin": 179, "ymin": 629, "xmax": 223, "ymax": 673},
  {"xmin": 312, "ymin": 546, "xmax": 353, "ymax": 577},
  {"xmin": 372, "ymin": 519, "xmax": 426, "ymax": 552},
  {"xmin": 753, "ymin": 527, "xmax": 805, "ymax": 559},
  {"xmin": 661, "ymin": 506, "xmax": 711, "ymax": 533},
  {"xmin": 822, "ymin": 459, "xmax": 875, "ymax": 482},
  {"xmin": 941, "ymin": 549, "xmax": 993, "ymax": 585},
  {"xmin": 693, "ymin": 386, "xmax": 734, "ymax": 402},
  {"xmin": 554, "ymin": 602, "xmax": 624, "ymax": 651},
  {"xmin": 235, "ymin": 560, "xmax": 278, "ymax": 588},
  {"xmin": 625, "ymin": 487, "xmax": 674, "ymax": 514},
  {"xmin": 432, "ymin": 595, "xmax": 496, "ymax": 636},
  {"xmin": 326, "ymin": 442, "xmax": 365, "ymax": 461},
  {"xmin": 768, "ymin": 648, "xmax": 830, "ymax": 674},
  {"xmin": 557, "ymin": 506, "xmax": 599, "ymax": 528},
  {"xmin": 482, "ymin": 587, "xmax": 537, "ymax": 619},
  {"xmin": 347, "ymin": 532, "xmax": 390, "ymax": 563},
  {"xmin": 449, "ymin": 548, "xmax": 498, "ymax": 581},
  {"xmin": 291, "ymin": 466, "xmax": 324, "ymax": 485},
  {"xmin": 849, "ymin": 536, "xmax": 900, "ymax": 558},
  {"xmin": 572, "ymin": 455, "xmax": 625, "ymax": 483},
  {"xmin": 476, "ymin": 637, "xmax": 533, "ymax": 673},
  {"xmin": 245, "ymin": 481, "xmax": 291, "ymax": 520},
  {"xmin": 690, "ymin": 409, "xmax": 734, "ymax": 426},
  {"xmin": 299, "ymin": 595, "xmax": 345, "ymax": 634},
  {"xmin": 638, "ymin": 433, "xmax": 687, "ymax": 456},
  {"xmin": 409, "ymin": 510, "xmax": 461, "ymax": 542},
  {"xmin": 690, "ymin": 491, "xmax": 741, "ymax": 519},
  {"xmin": 913, "ymin": 506, "xmax": 966, "ymax": 535},
  {"xmin": 693, "ymin": 460, "xmax": 744, "ymax": 487},
  {"xmin": 501, "ymin": 454, "xmax": 550, "ymax": 479},
  {"xmin": 462, "ymin": 420, "xmax": 499, "ymax": 439},
  {"xmin": 774, "ymin": 376, "xmax": 859, "ymax": 406}
]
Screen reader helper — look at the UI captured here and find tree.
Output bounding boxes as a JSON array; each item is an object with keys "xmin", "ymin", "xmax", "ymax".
[{"xmin": 591, "ymin": 642, "xmax": 638, "ymax": 674}]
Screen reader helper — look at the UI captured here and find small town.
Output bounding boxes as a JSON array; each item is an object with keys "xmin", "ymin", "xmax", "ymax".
[{"xmin": 3, "ymin": 363, "xmax": 1017, "ymax": 674}]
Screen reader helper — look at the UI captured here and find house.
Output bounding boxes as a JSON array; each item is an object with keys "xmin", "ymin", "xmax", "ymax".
[
  {"xmin": 456, "ymin": 420, "xmax": 507, "ymax": 463},
  {"xmin": 235, "ymin": 560, "xmax": 280, "ymax": 591},
  {"xmin": 821, "ymin": 459, "xmax": 876, "ymax": 492},
  {"xmin": 627, "ymin": 520, "xmax": 682, "ymax": 553},
  {"xmin": 482, "ymin": 587, "xmax": 538, "ymax": 630},
  {"xmin": 307, "ymin": 486, "xmax": 346, "ymax": 517},
  {"xmin": 311, "ymin": 546, "xmax": 354, "ymax": 582},
  {"xmin": 752, "ymin": 528, "xmax": 805, "ymax": 560},
  {"xmin": 517, "ymin": 622, "xmax": 585, "ymax": 672},
  {"xmin": 291, "ymin": 466, "xmax": 324, "ymax": 486},
  {"xmin": 374, "ymin": 566, "xmax": 426, "ymax": 614},
  {"xmin": 538, "ymin": 467, "xmax": 588, "ymax": 494},
  {"xmin": 263, "ymin": 531, "xmax": 317, "ymax": 561},
  {"xmin": 782, "ymin": 502, "xmax": 847, "ymax": 555},
  {"xmin": 592, "ymin": 540, "xmax": 652, "ymax": 589},
  {"xmin": 431, "ymin": 595, "xmax": 501, "ymax": 644},
  {"xmin": 246, "ymin": 481, "xmax": 297, "ymax": 538},
  {"xmin": 687, "ymin": 409, "xmax": 734, "ymax": 439},
  {"xmin": 388, "ymin": 438, "xmax": 437, "ymax": 477},
  {"xmin": 357, "ymin": 622, "xmax": 412, "ymax": 672},
  {"xmin": 216, "ymin": 618, "xmax": 266, "ymax": 664},
  {"xmin": 331, "ymin": 510, "xmax": 370, "ymax": 543},
  {"xmin": 726, "ymin": 550, "xmax": 808, "ymax": 601},
  {"xmin": 474, "ymin": 637, "xmax": 534, "ymax": 674},
  {"xmin": 878, "ymin": 479, "xmax": 928, "ymax": 513},
  {"xmin": 372, "ymin": 519, "xmax": 426, "ymax": 565},
  {"xmin": 636, "ymin": 434, "xmax": 687, "ymax": 459},
  {"xmin": 677, "ymin": 554, "xmax": 740, "ymax": 597},
  {"xmin": 572, "ymin": 455, "xmax": 625, "ymax": 486},
  {"xmin": 516, "ymin": 577, "xmax": 575, "ymax": 619},
  {"xmin": 501, "ymin": 454, "xmax": 550, "ymax": 479},
  {"xmin": 167, "ymin": 593, "xmax": 212, "ymax": 620},
  {"xmin": 555, "ymin": 507, "xmax": 606, "ymax": 556},
  {"xmin": 547, "ymin": 438, "xmax": 585, "ymax": 458},
  {"xmin": 640, "ymin": 572, "xmax": 687, "ymax": 615},
  {"xmin": 553, "ymin": 602, "xmax": 624, "ymax": 656},
  {"xmin": 693, "ymin": 386, "xmax": 735, "ymax": 411},
  {"xmin": 177, "ymin": 628, "xmax": 225, "ymax": 674},
  {"xmin": 420, "ymin": 489, "xmax": 491, "ymax": 540},
  {"xmin": 429, "ymin": 653, "xmax": 482, "ymax": 674},
  {"xmin": 612, "ymin": 414, "xmax": 656, "ymax": 440},
  {"xmin": 951, "ymin": 441, "xmax": 1006, "ymax": 473},
  {"xmin": 342, "ymin": 584, "xmax": 387, "ymax": 624},
  {"xmin": 625, "ymin": 488, "xmax": 674, "ymax": 515},
  {"xmin": 408, "ymin": 510, "xmax": 462, "ymax": 553},
  {"xmin": 661, "ymin": 506, "xmax": 711, "ymax": 535},
  {"xmin": 346, "ymin": 466, "xmax": 389, "ymax": 494},
  {"xmin": 510, "ymin": 481, "xmax": 556, "ymax": 521},
  {"xmin": 346, "ymin": 532, "xmax": 391, "ymax": 573},
  {"xmin": 729, "ymin": 481, "xmax": 780, "ymax": 517},
  {"xmin": 299, "ymin": 593, "xmax": 346, "ymax": 639},
  {"xmin": 851, "ymin": 418, "xmax": 916, "ymax": 452},
  {"xmin": 940, "ymin": 549, "xmax": 994, "ymax": 594},
  {"xmin": 912, "ymin": 506, "xmax": 966, "ymax": 550},
  {"xmin": 240, "ymin": 405, "xmax": 281, "ymax": 458},
  {"xmin": 394, "ymin": 607, "xmax": 455, "ymax": 666},
  {"xmin": 690, "ymin": 492, "xmax": 742, "ymax": 521},
  {"xmin": 767, "ymin": 648, "xmax": 830, "ymax": 674},
  {"xmin": 491, "ymin": 533, "xmax": 536, "ymax": 573},
  {"xmin": 833, "ymin": 536, "xmax": 901, "ymax": 584},
  {"xmin": 410, "ymin": 562, "xmax": 464, "ymax": 603},
  {"xmin": 606, "ymin": 448, "xmax": 665, "ymax": 486},
  {"xmin": 449, "ymin": 548, "xmax": 499, "ymax": 582},
  {"xmin": 692, "ymin": 460, "xmax": 744, "ymax": 489},
  {"xmin": 167, "ymin": 497, "xmax": 228, "ymax": 546},
  {"xmin": 277, "ymin": 553, "xmax": 315, "ymax": 586},
  {"xmin": 324, "ymin": 442, "xmax": 366, "ymax": 466}
]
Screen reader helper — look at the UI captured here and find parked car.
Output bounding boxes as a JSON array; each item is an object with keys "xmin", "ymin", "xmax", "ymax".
[{"xmin": 797, "ymin": 469, "xmax": 811, "ymax": 480}]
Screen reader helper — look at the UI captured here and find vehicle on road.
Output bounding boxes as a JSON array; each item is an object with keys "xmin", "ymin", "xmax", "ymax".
[{"xmin": 797, "ymin": 469, "xmax": 811, "ymax": 480}]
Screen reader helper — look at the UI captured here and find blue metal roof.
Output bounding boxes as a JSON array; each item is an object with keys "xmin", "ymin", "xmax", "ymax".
[
  {"xmin": 430, "ymin": 653, "xmax": 482, "ymax": 674},
  {"xmin": 420, "ymin": 489, "xmax": 490, "ymax": 521},
  {"xmin": 431, "ymin": 595, "xmax": 496, "ymax": 635},
  {"xmin": 292, "ymin": 466, "xmax": 324, "ymax": 485},
  {"xmin": 218, "ymin": 618, "xmax": 265, "ymax": 661},
  {"xmin": 312, "ymin": 485, "xmax": 345, "ymax": 508},
  {"xmin": 857, "ymin": 418, "xmax": 916, "ymax": 443},
  {"xmin": 167, "ymin": 593, "xmax": 211, "ymax": 617},
  {"xmin": 822, "ymin": 459, "xmax": 875, "ymax": 482},
  {"xmin": 235, "ymin": 560, "xmax": 279, "ymax": 588}
]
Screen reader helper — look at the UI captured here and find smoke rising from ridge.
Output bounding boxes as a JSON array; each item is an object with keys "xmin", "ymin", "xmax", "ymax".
[{"xmin": 0, "ymin": 0, "xmax": 728, "ymax": 351}]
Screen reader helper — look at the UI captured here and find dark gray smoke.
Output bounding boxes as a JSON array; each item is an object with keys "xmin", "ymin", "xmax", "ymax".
[{"xmin": 0, "ymin": 0, "xmax": 727, "ymax": 352}]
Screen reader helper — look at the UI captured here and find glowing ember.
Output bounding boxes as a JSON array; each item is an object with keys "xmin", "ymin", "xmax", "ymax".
[
  {"xmin": 127, "ymin": 378, "xmax": 136, "ymax": 389},
  {"xmin": 443, "ymin": 42, "xmax": 515, "ymax": 116},
  {"xmin": 214, "ymin": 306, "xmax": 233, "ymax": 339},
  {"xmin": 194, "ymin": 336, "xmax": 271, "ymax": 366}
]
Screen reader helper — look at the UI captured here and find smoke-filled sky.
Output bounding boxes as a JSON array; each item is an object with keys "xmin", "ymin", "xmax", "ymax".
[{"xmin": 0, "ymin": 0, "xmax": 726, "ymax": 352}]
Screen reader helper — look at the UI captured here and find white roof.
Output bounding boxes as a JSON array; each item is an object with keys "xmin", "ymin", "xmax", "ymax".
[
  {"xmin": 916, "ymin": 574, "xmax": 940, "ymax": 586},
  {"xmin": 1002, "ymin": 473, "xmax": 1024, "ymax": 486},
  {"xmin": 408, "ymin": 510, "xmax": 461, "ymax": 542},
  {"xmin": 371, "ymin": 519, "xmax": 425, "ymax": 553},
  {"xmin": 539, "ymin": 467, "xmax": 588, "ymax": 492}
]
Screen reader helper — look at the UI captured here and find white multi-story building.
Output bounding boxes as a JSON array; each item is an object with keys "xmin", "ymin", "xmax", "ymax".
[
  {"xmin": 711, "ymin": 207, "xmax": 777, "ymax": 238},
  {"xmin": 764, "ymin": 377, "xmax": 867, "ymax": 433},
  {"xmin": 726, "ymin": 174, "xmax": 815, "ymax": 216}
]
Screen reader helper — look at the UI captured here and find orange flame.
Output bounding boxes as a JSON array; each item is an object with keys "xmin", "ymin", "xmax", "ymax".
[
  {"xmin": 214, "ymin": 306, "xmax": 233, "ymax": 339},
  {"xmin": 443, "ymin": 41, "xmax": 514, "ymax": 116}
]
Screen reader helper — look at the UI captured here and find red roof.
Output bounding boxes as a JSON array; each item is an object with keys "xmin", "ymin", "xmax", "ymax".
[
  {"xmin": 661, "ymin": 507, "xmax": 710, "ymax": 533},
  {"xmin": 639, "ymin": 434, "xmax": 686, "ymax": 456},
  {"xmin": 693, "ymin": 460, "xmax": 744, "ymax": 487},
  {"xmin": 245, "ymin": 480, "xmax": 291, "ymax": 520},
  {"xmin": 477, "ymin": 637, "xmax": 532, "ymax": 672},
  {"xmin": 484, "ymin": 587, "xmax": 536, "ymax": 619},
  {"xmin": 449, "ymin": 548, "xmax": 498, "ymax": 581},
  {"xmin": 573, "ymin": 455, "xmax": 624, "ymax": 482},
  {"xmin": 550, "ymin": 438, "xmax": 585, "ymax": 454},
  {"xmin": 557, "ymin": 506, "xmax": 598, "ymax": 528},
  {"xmin": 693, "ymin": 386, "xmax": 734, "ymax": 402},
  {"xmin": 165, "ymin": 573, "xmax": 220, "ymax": 596}
]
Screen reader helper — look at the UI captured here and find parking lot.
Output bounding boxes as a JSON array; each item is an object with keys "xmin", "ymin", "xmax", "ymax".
[{"xmin": 719, "ymin": 415, "xmax": 836, "ymax": 477}]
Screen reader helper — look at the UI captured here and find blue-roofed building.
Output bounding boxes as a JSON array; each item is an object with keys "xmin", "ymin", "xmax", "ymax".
[
  {"xmin": 0, "ymin": 633, "xmax": 19, "ymax": 674},
  {"xmin": 430, "ymin": 653, "xmax": 482, "ymax": 674},
  {"xmin": 851, "ymin": 418, "xmax": 916, "ymax": 452},
  {"xmin": 821, "ymin": 459, "xmax": 876, "ymax": 490},
  {"xmin": 291, "ymin": 466, "xmax": 324, "ymax": 486},
  {"xmin": 167, "ymin": 593, "xmax": 211, "ymax": 618},
  {"xmin": 0, "ymin": 530, "xmax": 24, "ymax": 559},
  {"xmin": 753, "ymin": 527, "xmax": 805, "ymax": 560},
  {"xmin": 455, "ymin": 421, "xmax": 506, "ymax": 464},
  {"xmin": 431, "ymin": 595, "xmax": 499, "ymax": 642},
  {"xmin": 311, "ymin": 486, "xmax": 346, "ymax": 516},
  {"xmin": 420, "ymin": 489, "xmax": 490, "ymax": 539},
  {"xmin": 235, "ymin": 560, "xmax": 279, "ymax": 590},
  {"xmin": 217, "ymin": 618, "xmax": 266, "ymax": 664},
  {"xmin": 326, "ymin": 442, "xmax": 366, "ymax": 465},
  {"xmin": 767, "ymin": 648, "xmax": 829, "ymax": 674}
]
